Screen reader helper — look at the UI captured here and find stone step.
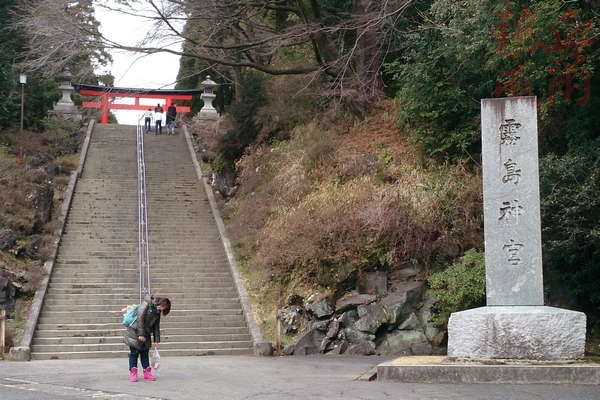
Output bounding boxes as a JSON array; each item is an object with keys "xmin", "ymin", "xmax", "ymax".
[
  {"xmin": 59, "ymin": 239, "xmax": 221, "ymax": 245},
  {"xmin": 42, "ymin": 295, "xmax": 239, "ymax": 304},
  {"xmin": 64, "ymin": 217, "xmax": 207, "ymax": 223},
  {"xmin": 60, "ymin": 231, "xmax": 135, "ymax": 235},
  {"xmin": 42, "ymin": 301, "xmax": 242, "ymax": 311},
  {"xmin": 47, "ymin": 277, "xmax": 236, "ymax": 288},
  {"xmin": 44, "ymin": 290, "xmax": 238, "ymax": 299},
  {"xmin": 48, "ymin": 271, "xmax": 232, "ymax": 278},
  {"xmin": 31, "ymin": 340, "xmax": 252, "ymax": 354},
  {"xmin": 43, "ymin": 295, "xmax": 239, "ymax": 304},
  {"xmin": 49, "ymin": 274, "xmax": 233, "ymax": 283},
  {"xmin": 44, "ymin": 284, "xmax": 236, "ymax": 295},
  {"xmin": 55, "ymin": 250, "xmax": 229, "ymax": 256},
  {"xmin": 57, "ymin": 241, "xmax": 137, "ymax": 246},
  {"xmin": 42, "ymin": 291, "xmax": 240, "ymax": 304},
  {"xmin": 59, "ymin": 247, "xmax": 222, "ymax": 253},
  {"xmin": 51, "ymin": 268, "xmax": 231, "ymax": 276},
  {"xmin": 71, "ymin": 203, "xmax": 204, "ymax": 209},
  {"xmin": 64, "ymin": 218, "xmax": 136, "ymax": 223},
  {"xmin": 33, "ymin": 333, "xmax": 252, "ymax": 346},
  {"xmin": 57, "ymin": 238, "xmax": 136, "ymax": 243},
  {"xmin": 68, "ymin": 193, "xmax": 137, "ymax": 198},
  {"xmin": 45, "ymin": 282, "xmax": 236, "ymax": 290},
  {"xmin": 36, "ymin": 319, "xmax": 248, "ymax": 332},
  {"xmin": 51, "ymin": 264, "xmax": 225, "ymax": 271},
  {"xmin": 66, "ymin": 203, "xmax": 137, "ymax": 208},
  {"xmin": 56, "ymin": 251, "xmax": 139, "ymax": 257},
  {"xmin": 38, "ymin": 312, "xmax": 245, "ymax": 325},
  {"xmin": 40, "ymin": 302, "xmax": 239, "ymax": 310},
  {"xmin": 65, "ymin": 211, "xmax": 139, "ymax": 216},
  {"xmin": 50, "ymin": 263, "xmax": 231, "ymax": 269},
  {"xmin": 54, "ymin": 255, "xmax": 231, "ymax": 261},
  {"xmin": 46, "ymin": 282, "xmax": 232, "ymax": 289},
  {"xmin": 34, "ymin": 326, "xmax": 251, "ymax": 338},
  {"xmin": 55, "ymin": 254, "xmax": 228, "ymax": 261},
  {"xmin": 30, "ymin": 347, "xmax": 252, "ymax": 360},
  {"xmin": 49, "ymin": 267, "xmax": 230, "ymax": 274},
  {"xmin": 40, "ymin": 308, "xmax": 244, "ymax": 317}
]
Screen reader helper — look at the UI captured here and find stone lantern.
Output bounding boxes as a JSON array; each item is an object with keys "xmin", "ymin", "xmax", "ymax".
[
  {"xmin": 52, "ymin": 69, "xmax": 82, "ymax": 121},
  {"xmin": 195, "ymin": 75, "xmax": 219, "ymax": 121}
]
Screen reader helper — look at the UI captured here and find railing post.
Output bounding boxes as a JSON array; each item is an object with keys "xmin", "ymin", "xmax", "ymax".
[
  {"xmin": 0, "ymin": 309, "xmax": 6, "ymax": 360},
  {"xmin": 275, "ymin": 308, "xmax": 281, "ymax": 356}
]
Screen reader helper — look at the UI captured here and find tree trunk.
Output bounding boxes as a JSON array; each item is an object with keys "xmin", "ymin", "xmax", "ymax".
[{"xmin": 353, "ymin": 0, "xmax": 385, "ymax": 101}]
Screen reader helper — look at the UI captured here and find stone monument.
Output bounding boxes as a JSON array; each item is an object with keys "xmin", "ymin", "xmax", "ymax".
[
  {"xmin": 51, "ymin": 69, "xmax": 82, "ymax": 122},
  {"xmin": 447, "ymin": 96, "xmax": 586, "ymax": 360},
  {"xmin": 195, "ymin": 75, "xmax": 219, "ymax": 121}
]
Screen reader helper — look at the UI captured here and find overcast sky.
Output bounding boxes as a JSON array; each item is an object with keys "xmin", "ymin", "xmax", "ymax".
[{"xmin": 95, "ymin": 6, "xmax": 181, "ymax": 125}]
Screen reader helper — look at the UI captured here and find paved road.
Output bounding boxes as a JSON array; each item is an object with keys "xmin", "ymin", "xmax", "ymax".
[{"xmin": 0, "ymin": 355, "xmax": 598, "ymax": 400}]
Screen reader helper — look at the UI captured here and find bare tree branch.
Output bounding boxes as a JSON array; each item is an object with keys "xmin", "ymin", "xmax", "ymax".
[{"xmin": 13, "ymin": 0, "xmax": 416, "ymax": 115}]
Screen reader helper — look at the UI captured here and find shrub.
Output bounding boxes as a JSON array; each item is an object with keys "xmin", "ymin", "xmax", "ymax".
[
  {"xmin": 52, "ymin": 154, "xmax": 79, "ymax": 174},
  {"xmin": 540, "ymin": 147, "xmax": 600, "ymax": 326},
  {"xmin": 41, "ymin": 116, "xmax": 81, "ymax": 156},
  {"xmin": 217, "ymin": 72, "xmax": 267, "ymax": 166},
  {"xmin": 427, "ymin": 248, "xmax": 486, "ymax": 327},
  {"xmin": 253, "ymin": 73, "xmax": 317, "ymax": 144}
]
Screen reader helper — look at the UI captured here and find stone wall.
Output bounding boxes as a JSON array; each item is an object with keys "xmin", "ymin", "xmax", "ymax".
[{"xmin": 280, "ymin": 274, "xmax": 447, "ymax": 357}]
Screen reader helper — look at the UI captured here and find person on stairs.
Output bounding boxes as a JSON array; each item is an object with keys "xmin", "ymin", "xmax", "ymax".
[
  {"xmin": 140, "ymin": 108, "xmax": 153, "ymax": 133},
  {"xmin": 165, "ymin": 102, "xmax": 177, "ymax": 135},
  {"xmin": 154, "ymin": 109, "xmax": 163, "ymax": 135},
  {"xmin": 123, "ymin": 295, "xmax": 171, "ymax": 382}
]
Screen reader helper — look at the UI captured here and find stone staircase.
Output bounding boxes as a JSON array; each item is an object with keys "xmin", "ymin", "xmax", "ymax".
[{"xmin": 30, "ymin": 124, "xmax": 253, "ymax": 360}]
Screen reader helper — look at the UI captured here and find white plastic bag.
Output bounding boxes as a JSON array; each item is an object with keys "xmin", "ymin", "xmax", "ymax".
[{"xmin": 151, "ymin": 348, "xmax": 161, "ymax": 370}]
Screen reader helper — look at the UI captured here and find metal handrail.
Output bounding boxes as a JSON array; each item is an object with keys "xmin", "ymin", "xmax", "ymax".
[{"xmin": 136, "ymin": 121, "xmax": 152, "ymax": 302}]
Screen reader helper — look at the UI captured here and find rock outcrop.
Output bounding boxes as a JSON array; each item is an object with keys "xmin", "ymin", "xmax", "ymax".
[{"xmin": 281, "ymin": 272, "xmax": 446, "ymax": 356}]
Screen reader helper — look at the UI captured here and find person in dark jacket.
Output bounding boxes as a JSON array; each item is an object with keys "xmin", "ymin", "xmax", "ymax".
[
  {"xmin": 166, "ymin": 103, "xmax": 177, "ymax": 135},
  {"xmin": 123, "ymin": 295, "xmax": 171, "ymax": 382}
]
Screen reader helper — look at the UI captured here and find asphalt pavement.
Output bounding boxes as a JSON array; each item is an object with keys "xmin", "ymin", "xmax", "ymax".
[{"xmin": 0, "ymin": 355, "xmax": 598, "ymax": 400}]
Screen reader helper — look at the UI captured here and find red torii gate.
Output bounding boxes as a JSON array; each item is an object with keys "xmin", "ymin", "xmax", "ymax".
[{"xmin": 76, "ymin": 84, "xmax": 201, "ymax": 124}]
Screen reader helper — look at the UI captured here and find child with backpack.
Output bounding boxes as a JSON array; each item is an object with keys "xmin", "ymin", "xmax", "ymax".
[{"xmin": 123, "ymin": 295, "xmax": 171, "ymax": 382}]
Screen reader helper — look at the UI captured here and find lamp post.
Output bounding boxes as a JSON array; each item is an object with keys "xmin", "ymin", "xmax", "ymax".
[{"xmin": 19, "ymin": 73, "xmax": 27, "ymax": 164}]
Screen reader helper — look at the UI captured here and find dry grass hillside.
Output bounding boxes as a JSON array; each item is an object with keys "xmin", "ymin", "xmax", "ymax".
[
  {"xmin": 194, "ymin": 99, "xmax": 484, "ymax": 344},
  {"xmin": 0, "ymin": 118, "xmax": 82, "ymax": 349}
]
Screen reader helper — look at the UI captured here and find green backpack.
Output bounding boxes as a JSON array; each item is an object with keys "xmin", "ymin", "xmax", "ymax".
[{"xmin": 122, "ymin": 304, "xmax": 140, "ymax": 327}]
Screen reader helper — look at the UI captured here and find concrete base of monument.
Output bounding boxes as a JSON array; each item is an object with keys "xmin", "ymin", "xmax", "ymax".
[
  {"xmin": 447, "ymin": 306, "xmax": 586, "ymax": 360},
  {"xmin": 50, "ymin": 104, "xmax": 83, "ymax": 122},
  {"xmin": 377, "ymin": 356, "xmax": 600, "ymax": 384},
  {"xmin": 194, "ymin": 110, "xmax": 219, "ymax": 121}
]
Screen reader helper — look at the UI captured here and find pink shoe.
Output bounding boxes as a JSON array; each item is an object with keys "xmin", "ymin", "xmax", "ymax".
[
  {"xmin": 143, "ymin": 366, "xmax": 155, "ymax": 381},
  {"xmin": 129, "ymin": 367, "xmax": 138, "ymax": 382}
]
